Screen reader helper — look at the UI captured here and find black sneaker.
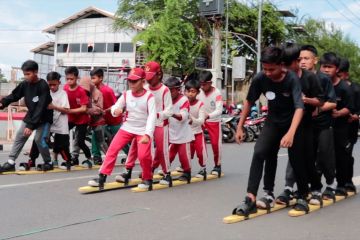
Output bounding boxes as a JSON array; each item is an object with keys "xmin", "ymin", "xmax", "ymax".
[
  {"xmin": 159, "ymin": 173, "xmax": 173, "ymax": 187},
  {"xmin": 322, "ymin": 186, "xmax": 336, "ymax": 201},
  {"xmin": 115, "ymin": 168, "xmax": 132, "ymax": 184},
  {"xmin": 88, "ymin": 174, "xmax": 107, "ymax": 189},
  {"xmin": 93, "ymin": 156, "xmax": 103, "ymax": 165},
  {"xmin": 137, "ymin": 180, "xmax": 153, "ymax": 191},
  {"xmin": 335, "ymin": 187, "xmax": 348, "ymax": 197},
  {"xmin": 36, "ymin": 162, "xmax": 54, "ymax": 171},
  {"xmin": 345, "ymin": 183, "xmax": 357, "ymax": 193},
  {"xmin": 211, "ymin": 165, "xmax": 221, "ymax": 177},
  {"xmin": 19, "ymin": 159, "xmax": 36, "ymax": 171},
  {"xmin": 195, "ymin": 168, "xmax": 207, "ymax": 180},
  {"xmin": 0, "ymin": 162, "xmax": 16, "ymax": 172},
  {"xmin": 179, "ymin": 171, "xmax": 191, "ymax": 184},
  {"xmin": 71, "ymin": 157, "xmax": 79, "ymax": 166},
  {"xmin": 81, "ymin": 159, "xmax": 93, "ymax": 169},
  {"xmin": 59, "ymin": 161, "xmax": 73, "ymax": 171}
]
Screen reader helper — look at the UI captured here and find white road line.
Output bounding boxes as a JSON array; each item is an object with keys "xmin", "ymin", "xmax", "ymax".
[{"xmin": 0, "ymin": 171, "xmax": 140, "ymax": 189}]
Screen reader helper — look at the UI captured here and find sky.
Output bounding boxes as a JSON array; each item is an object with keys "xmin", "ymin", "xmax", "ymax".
[{"xmin": 1, "ymin": 0, "xmax": 360, "ymax": 78}]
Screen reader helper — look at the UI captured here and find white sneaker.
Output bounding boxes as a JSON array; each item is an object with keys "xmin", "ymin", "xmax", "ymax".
[
  {"xmin": 88, "ymin": 179, "xmax": 99, "ymax": 187},
  {"xmin": 309, "ymin": 191, "xmax": 322, "ymax": 205},
  {"xmin": 175, "ymin": 166, "xmax": 183, "ymax": 172}
]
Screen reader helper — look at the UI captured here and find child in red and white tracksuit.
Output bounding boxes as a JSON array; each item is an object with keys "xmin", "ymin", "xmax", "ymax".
[
  {"xmin": 198, "ymin": 70, "xmax": 223, "ymax": 176},
  {"xmin": 185, "ymin": 79, "xmax": 208, "ymax": 179},
  {"xmin": 165, "ymin": 77, "xmax": 194, "ymax": 183},
  {"xmin": 122, "ymin": 62, "xmax": 173, "ymax": 185},
  {"xmin": 88, "ymin": 68, "xmax": 156, "ymax": 190}
]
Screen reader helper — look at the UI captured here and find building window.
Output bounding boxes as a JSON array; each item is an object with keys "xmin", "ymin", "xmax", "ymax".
[
  {"xmin": 94, "ymin": 43, "xmax": 106, "ymax": 52},
  {"xmin": 121, "ymin": 42, "xmax": 134, "ymax": 53},
  {"xmin": 81, "ymin": 43, "xmax": 95, "ymax": 52},
  {"xmin": 57, "ymin": 44, "xmax": 68, "ymax": 53},
  {"xmin": 107, "ymin": 43, "xmax": 120, "ymax": 52},
  {"xmin": 69, "ymin": 43, "xmax": 80, "ymax": 53}
]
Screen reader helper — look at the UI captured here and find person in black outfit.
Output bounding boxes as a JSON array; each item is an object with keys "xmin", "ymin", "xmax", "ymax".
[
  {"xmin": 232, "ymin": 47, "xmax": 305, "ymax": 217},
  {"xmin": 267, "ymin": 43, "xmax": 325, "ymax": 208},
  {"xmin": 337, "ymin": 58, "xmax": 359, "ymax": 192},
  {"xmin": 320, "ymin": 52, "xmax": 354, "ymax": 196},
  {"xmin": 299, "ymin": 45, "xmax": 338, "ymax": 199},
  {"xmin": 0, "ymin": 60, "xmax": 53, "ymax": 172}
]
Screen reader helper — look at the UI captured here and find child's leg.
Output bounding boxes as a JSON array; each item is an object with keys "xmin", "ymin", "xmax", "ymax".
[
  {"xmin": 29, "ymin": 139, "xmax": 39, "ymax": 162},
  {"xmin": 54, "ymin": 134, "xmax": 71, "ymax": 162},
  {"xmin": 136, "ymin": 135, "xmax": 153, "ymax": 181},
  {"xmin": 8, "ymin": 122, "xmax": 30, "ymax": 161},
  {"xmin": 33, "ymin": 123, "xmax": 51, "ymax": 163},
  {"xmin": 125, "ymin": 138, "xmax": 138, "ymax": 169},
  {"xmin": 177, "ymin": 143, "xmax": 191, "ymax": 172},
  {"xmin": 194, "ymin": 133, "xmax": 207, "ymax": 168},
  {"xmin": 99, "ymin": 129, "xmax": 134, "ymax": 175},
  {"xmin": 93, "ymin": 125, "xmax": 108, "ymax": 154},
  {"xmin": 169, "ymin": 143, "xmax": 178, "ymax": 164},
  {"xmin": 75, "ymin": 124, "xmax": 91, "ymax": 159},
  {"xmin": 152, "ymin": 126, "xmax": 170, "ymax": 173},
  {"xmin": 204, "ymin": 121, "xmax": 222, "ymax": 166},
  {"xmin": 91, "ymin": 131, "xmax": 102, "ymax": 159}
]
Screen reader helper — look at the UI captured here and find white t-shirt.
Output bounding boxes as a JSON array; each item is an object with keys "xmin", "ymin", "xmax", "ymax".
[
  {"xmin": 111, "ymin": 90, "xmax": 156, "ymax": 138},
  {"xmin": 169, "ymin": 95, "xmax": 194, "ymax": 144},
  {"xmin": 198, "ymin": 87, "xmax": 223, "ymax": 122},
  {"xmin": 145, "ymin": 84, "xmax": 173, "ymax": 127},
  {"xmin": 50, "ymin": 89, "xmax": 70, "ymax": 135},
  {"xmin": 189, "ymin": 100, "xmax": 206, "ymax": 134}
]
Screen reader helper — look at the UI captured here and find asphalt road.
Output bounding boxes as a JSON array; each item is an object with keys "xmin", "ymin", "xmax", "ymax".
[{"xmin": 0, "ymin": 141, "xmax": 359, "ymax": 240}]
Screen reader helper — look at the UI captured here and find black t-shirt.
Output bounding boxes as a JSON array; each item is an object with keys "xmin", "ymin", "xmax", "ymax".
[
  {"xmin": 300, "ymin": 69, "xmax": 324, "ymax": 124},
  {"xmin": 333, "ymin": 79, "xmax": 354, "ymax": 126},
  {"xmin": 349, "ymin": 81, "xmax": 360, "ymax": 115},
  {"xmin": 313, "ymin": 72, "xmax": 337, "ymax": 128},
  {"xmin": 247, "ymin": 71, "xmax": 304, "ymax": 127}
]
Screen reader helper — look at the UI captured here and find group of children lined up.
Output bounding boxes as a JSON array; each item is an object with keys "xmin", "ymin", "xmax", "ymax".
[
  {"xmin": 0, "ymin": 60, "xmax": 224, "ymax": 191},
  {"xmin": 0, "ymin": 60, "xmax": 121, "ymax": 172},
  {"xmin": 232, "ymin": 44, "xmax": 359, "ymax": 216}
]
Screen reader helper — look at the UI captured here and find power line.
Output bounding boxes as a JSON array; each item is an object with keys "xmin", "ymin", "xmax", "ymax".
[
  {"xmin": 325, "ymin": 0, "xmax": 360, "ymax": 28},
  {"xmin": 337, "ymin": 0, "xmax": 360, "ymax": 23}
]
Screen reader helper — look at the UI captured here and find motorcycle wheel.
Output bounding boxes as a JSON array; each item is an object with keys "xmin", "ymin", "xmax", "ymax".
[
  {"xmin": 224, "ymin": 128, "xmax": 236, "ymax": 143},
  {"xmin": 245, "ymin": 128, "xmax": 255, "ymax": 142}
]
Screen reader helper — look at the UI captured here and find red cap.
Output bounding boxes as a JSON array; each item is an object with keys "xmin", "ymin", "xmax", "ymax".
[
  {"xmin": 127, "ymin": 68, "xmax": 146, "ymax": 81},
  {"xmin": 144, "ymin": 61, "xmax": 161, "ymax": 80}
]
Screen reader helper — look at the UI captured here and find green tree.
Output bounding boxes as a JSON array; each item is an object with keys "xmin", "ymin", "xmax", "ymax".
[
  {"xmin": 294, "ymin": 18, "xmax": 360, "ymax": 82},
  {"xmin": 0, "ymin": 68, "xmax": 7, "ymax": 82}
]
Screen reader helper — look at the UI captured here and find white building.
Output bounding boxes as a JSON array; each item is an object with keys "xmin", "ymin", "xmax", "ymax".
[{"xmin": 31, "ymin": 6, "xmax": 143, "ymax": 93}]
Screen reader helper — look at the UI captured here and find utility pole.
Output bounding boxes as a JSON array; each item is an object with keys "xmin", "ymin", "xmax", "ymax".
[
  {"xmin": 213, "ymin": 19, "xmax": 223, "ymax": 89},
  {"xmin": 257, "ymin": 0, "xmax": 263, "ymax": 73}
]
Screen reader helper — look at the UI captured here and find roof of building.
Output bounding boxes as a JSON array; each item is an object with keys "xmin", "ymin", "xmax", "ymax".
[
  {"xmin": 31, "ymin": 42, "xmax": 55, "ymax": 56},
  {"xmin": 42, "ymin": 6, "xmax": 141, "ymax": 34}
]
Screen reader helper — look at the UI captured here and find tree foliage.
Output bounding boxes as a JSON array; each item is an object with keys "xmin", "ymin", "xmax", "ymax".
[{"xmin": 294, "ymin": 18, "xmax": 360, "ymax": 82}]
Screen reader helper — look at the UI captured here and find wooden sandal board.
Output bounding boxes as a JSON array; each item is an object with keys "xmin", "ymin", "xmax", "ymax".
[
  {"xmin": 78, "ymin": 171, "xmax": 182, "ymax": 194},
  {"xmin": 131, "ymin": 173, "xmax": 224, "ymax": 193},
  {"xmin": 288, "ymin": 191, "xmax": 356, "ymax": 217},
  {"xmin": 15, "ymin": 164, "xmax": 122, "ymax": 175},
  {"xmin": 223, "ymin": 199, "xmax": 296, "ymax": 224}
]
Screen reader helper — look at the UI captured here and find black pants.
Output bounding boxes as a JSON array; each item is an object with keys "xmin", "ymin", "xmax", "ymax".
[
  {"xmin": 53, "ymin": 134, "xmax": 71, "ymax": 162},
  {"xmin": 247, "ymin": 121, "xmax": 309, "ymax": 198},
  {"xmin": 347, "ymin": 121, "xmax": 359, "ymax": 184},
  {"xmin": 333, "ymin": 124, "xmax": 351, "ymax": 187},
  {"xmin": 314, "ymin": 127, "xmax": 336, "ymax": 185},
  {"xmin": 29, "ymin": 139, "xmax": 39, "ymax": 161},
  {"xmin": 281, "ymin": 123, "xmax": 322, "ymax": 191},
  {"xmin": 69, "ymin": 123, "xmax": 91, "ymax": 159}
]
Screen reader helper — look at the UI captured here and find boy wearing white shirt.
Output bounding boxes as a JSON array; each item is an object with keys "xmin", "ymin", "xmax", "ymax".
[
  {"xmin": 198, "ymin": 71, "xmax": 223, "ymax": 176},
  {"xmin": 166, "ymin": 77, "xmax": 194, "ymax": 183},
  {"xmin": 88, "ymin": 68, "xmax": 156, "ymax": 190},
  {"xmin": 185, "ymin": 79, "xmax": 208, "ymax": 180}
]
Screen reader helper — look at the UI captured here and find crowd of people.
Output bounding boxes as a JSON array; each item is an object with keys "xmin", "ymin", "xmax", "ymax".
[
  {"xmin": 233, "ymin": 44, "xmax": 359, "ymax": 216},
  {"xmin": 0, "ymin": 42, "xmax": 358, "ymax": 214},
  {"xmin": 0, "ymin": 61, "xmax": 223, "ymax": 191}
]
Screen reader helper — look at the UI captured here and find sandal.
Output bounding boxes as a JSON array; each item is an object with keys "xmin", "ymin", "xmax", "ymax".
[
  {"xmin": 232, "ymin": 196, "xmax": 257, "ymax": 219},
  {"xmin": 322, "ymin": 187, "xmax": 336, "ymax": 202},
  {"xmin": 292, "ymin": 199, "xmax": 309, "ymax": 214},
  {"xmin": 276, "ymin": 189, "xmax": 293, "ymax": 206}
]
